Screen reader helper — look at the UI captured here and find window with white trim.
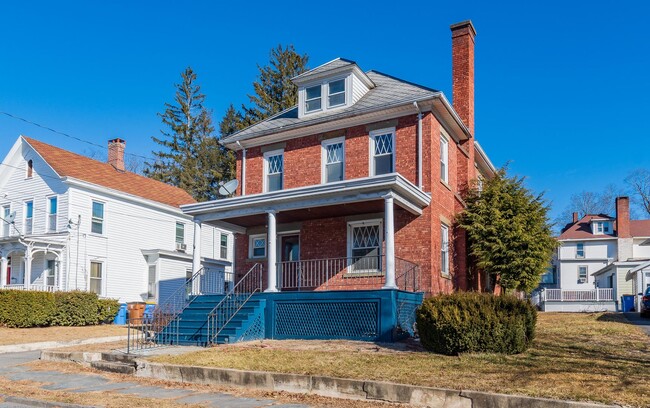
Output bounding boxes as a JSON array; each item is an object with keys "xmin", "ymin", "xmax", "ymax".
[
  {"xmin": 264, "ymin": 150, "xmax": 284, "ymax": 192},
  {"xmin": 24, "ymin": 200, "xmax": 33, "ymax": 235},
  {"xmin": 46, "ymin": 259, "xmax": 56, "ymax": 287},
  {"xmin": 328, "ymin": 79, "xmax": 346, "ymax": 107},
  {"xmin": 90, "ymin": 262, "xmax": 103, "ymax": 295},
  {"xmin": 576, "ymin": 242, "xmax": 585, "ymax": 258},
  {"xmin": 2, "ymin": 205, "xmax": 10, "ymax": 237},
  {"xmin": 220, "ymin": 233, "xmax": 228, "ymax": 259},
  {"xmin": 305, "ymin": 85, "xmax": 322, "ymax": 113},
  {"xmin": 348, "ymin": 220, "xmax": 382, "ymax": 272},
  {"xmin": 322, "ymin": 137, "xmax": 345, "ymax": 183},
  {"xmin": 175, "ymin": 222, "xmax": 185, "ymax": 244},
  {"xmin": 370, "ymin": 128, "xmax": 395, "ymax": 176},
  {"xmin": 440, "ymin": 135, "xmax": 449, "ymax": 183},
  {"xmin": 47, "ymin": 196, "xmax": 57, "ymax": 232},
  {"xmin": 147, "ymin": 265, "xmax": 157, "ymax": 300},
  {"xmin": 91, "ymin": 201, "xmax": 104, "ymax": 234},
  {"xmin": 441, "ymin": 224, "xmax": 450, "ymax": 275},
  {"xmin": 249, "ymin": 234, "xmax": 267, "ymax": 258},
  {"xmin": 578, "ymin": 265, "xmax": 588, "ymax": 283}
]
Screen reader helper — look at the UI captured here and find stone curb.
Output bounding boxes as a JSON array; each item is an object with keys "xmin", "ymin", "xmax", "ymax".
[
  {"xmin": 1, "ymin": 394, "xmax": 99, "ymax": 407},
  {"xmin": 0, "ymin": 335, "xmax": 127, "ymax": 354},
  {"xmin": 40, "ymin": 351, "xmax": 620, "ymax": 408}
]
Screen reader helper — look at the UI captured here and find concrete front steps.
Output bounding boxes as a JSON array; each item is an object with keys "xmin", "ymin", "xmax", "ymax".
[{"xmin": 157, "ymin": 295, "xmax": 265, "ymax": 346}]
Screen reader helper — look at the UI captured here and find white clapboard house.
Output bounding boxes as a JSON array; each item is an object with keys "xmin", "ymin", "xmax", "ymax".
[{"xmin": 0, "ymin": 136, "xmax": 232, "ymax": 303}]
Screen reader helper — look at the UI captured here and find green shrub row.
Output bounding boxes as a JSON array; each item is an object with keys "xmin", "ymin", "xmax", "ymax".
[
  {"xmin": 416, "ymin": 292, "xmax": 537, "ymax": 355},
  {"xmin": 0, "ymin": 290, "xmax": 120, "ymax": 328}
]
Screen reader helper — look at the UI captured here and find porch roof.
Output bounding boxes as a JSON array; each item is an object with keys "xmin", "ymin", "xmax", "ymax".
[{"xmin": 181, "ymin": 174, "xmax": 430, "ymax": 229}]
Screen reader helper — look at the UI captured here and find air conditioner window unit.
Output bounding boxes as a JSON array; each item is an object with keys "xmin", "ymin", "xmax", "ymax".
[{"xmin": 176, "ymin": 242, "xmax": 187, "ymax": 251}]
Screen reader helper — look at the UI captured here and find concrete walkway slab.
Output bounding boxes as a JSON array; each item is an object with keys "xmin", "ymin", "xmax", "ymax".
[{"xmin": 0, "ymin": 336, "xmax": 127, "ymax": 354}]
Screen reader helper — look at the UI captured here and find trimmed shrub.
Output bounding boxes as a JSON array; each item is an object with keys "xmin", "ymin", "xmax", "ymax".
[
  {"xmin": 416, "ymin": 292, "xmax": 537, "ymax": 355},
  {"xmin": 0, "ymin": 290, "xmax": 56, "ymax": 328},
  {"xmin": 97, "ymin": 298, "xmax": 120, "ymax": 324},
  {"xmin": 51, "ymin": 291, "xmax": 101, "ymax": 326}
]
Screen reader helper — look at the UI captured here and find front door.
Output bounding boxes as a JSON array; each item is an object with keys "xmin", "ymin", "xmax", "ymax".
[{"xmin": 279, "ymin": 235, "xmax": 300, "ymax": 290}]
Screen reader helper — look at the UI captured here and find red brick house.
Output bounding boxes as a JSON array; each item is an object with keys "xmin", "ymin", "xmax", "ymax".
[{"xmin": 182, "ymin": 20, "xmax": 495, "ymax": 299}]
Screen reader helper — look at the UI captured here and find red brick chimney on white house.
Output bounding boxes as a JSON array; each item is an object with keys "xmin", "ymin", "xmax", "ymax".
[
  {"xmin": 108, "ymin": 138, "xmax": 126, "ymax": 171},
  {"xmin": 616, "ymin": 196, "xmax": 631, "ymax": 238}
]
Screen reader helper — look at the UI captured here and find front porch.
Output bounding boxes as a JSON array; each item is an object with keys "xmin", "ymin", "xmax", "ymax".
[
  {"xmin": 532, "ymin": 288, "xmax": 617, "ymax": 312},
  {"xmin": 0, "ymin": 234, "xmax": 67, "ymax": 292}
]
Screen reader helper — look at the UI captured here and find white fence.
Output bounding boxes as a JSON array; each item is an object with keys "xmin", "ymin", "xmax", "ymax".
[
  {"xmin": 2, "ymin": 284, "xmax": 60, "ymax": 292},
  {"xmin": 543, "ymin": 288, "xmax": 614, "ymax": 302}
]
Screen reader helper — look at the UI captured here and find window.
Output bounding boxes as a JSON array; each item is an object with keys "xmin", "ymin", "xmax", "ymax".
[
  {"xmin": 147, "ymin": 265, "xmax": 156, "ymax": 300},
  {"xmin": 249, "ymin": 234, "xmax": 266, "ymax": 258},
  {"xmin": 603, "ymin": 222, "xmax": 611, "ymax": 234},
  {"xmin": 90, "ymin": 262, "xmax": 102, "ymax": 295},
  {"xmin": 305, "ymin": 85, "xmax": 322, "ymax": 113},
  {"xmin": 24, "ymin": 201, "xmax": 33, "ymax": 235},
  {"xmin": 370, "ymin": 128, "xmax": 395, "ymax": 176},
  {"xmin": 26, "ymin": 160, "xmax": 33, "ymax": 178},
  {"xmin": 175, "ymin": 222, "xmax": 185, "ymax": 244},
  {"xmin": 264, "ymin": 150, "xmax": 284, "ymax": 192},
  {"xmin": 541, "ymin": 266, "xmax": 556, "ymax": 284},
  {"xmin": 596, "ymin": 222, "xmax": 603, "ymax": 233},
  {"xmin": 328, "ymin": 79, "xmax": 346, "ymax": 107},
  {"xmin": 348, "ymin": 220, "xmax": 382, "ymax": 272},
  {"xmin": 441, "ymin": 224, "xmax": 450, "ymax": 275},
  {"xmin": 220, "ymin": 233, "xmax": 228, "ymax": 259},
  {"xmin": 47, "ymin": 197, "xmax": 57, "ymax": 232},
  {"xmin": 477, "ymin": 175, "xmax": 484, "ymax": 194},
  {"xmin": 46, "ymin": 260, "xmax": 56, "ymax": 286},
  {"xmin": 322, "ymin": 138, "xmax": 345, "ymax": 183},
  {"xmin": 440, "ymin": 135, "xmax": 449, "ymax": 183},
  {"xmin": 2, "ymin": 205, "xmax": 10, "ymax": 237},
  {"xmin": 91, "ymin": 201, "xmax": 104, "ymax": 234},
  {"xmin": 576, "ymin": 242, "xmax": 585, "ymax": 258},
  {"xmin": 578, "ymin": 265, "xmax": 588, "ymax": 283}
]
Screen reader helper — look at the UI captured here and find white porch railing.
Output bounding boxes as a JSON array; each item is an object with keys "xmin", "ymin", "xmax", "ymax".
[
  {"xmin": 3, "ymin": 284, "xmax": 60, "ymax": 292},
  {"xmin": 543, "ymin": 288, "xmax": 614, "ymax": 302}
]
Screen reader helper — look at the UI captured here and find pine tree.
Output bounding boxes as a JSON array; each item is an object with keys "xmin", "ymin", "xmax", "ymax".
[
  {"xmin": 145, "ymin": 67, "xmax": 234, "ymax": 202},
  {"xmin": 457, "ymin": 168, "xmax": 558, "ymax": 293},
  {"xmin": 219, "ymin": 104, "xmax": 245, "ymax": 137}
]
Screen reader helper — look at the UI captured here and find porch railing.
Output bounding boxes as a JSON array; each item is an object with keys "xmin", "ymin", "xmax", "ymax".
[
  {"xmin": 543, "ymin": 288, "xmax": 614, "ymax": 302},
  {"xmin": 207, "ymin": 263, "xmax": 264, "ymax": 345},
  {"xmin": 276, "ymin": 255, "xmax": 419, "ymax": 292},
  {"xmin": 2, "ymin": 284, "xmax": 60, "ymax": 292}
]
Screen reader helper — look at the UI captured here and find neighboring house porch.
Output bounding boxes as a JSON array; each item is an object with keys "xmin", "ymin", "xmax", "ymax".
[{"xmin": 533, "ymin": 287, "xmax": 617, "ymax": 312}]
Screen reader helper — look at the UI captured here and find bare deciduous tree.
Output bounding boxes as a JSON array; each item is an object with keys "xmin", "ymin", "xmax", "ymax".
[{"xmin": 625, "ymin": 169, "xmax": 650, "ymax": 217}]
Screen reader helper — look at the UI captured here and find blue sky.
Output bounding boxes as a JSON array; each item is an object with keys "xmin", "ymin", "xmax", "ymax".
[{"xmin": 1, "ymin": 1, "xmax": 649, "ymax": 221}]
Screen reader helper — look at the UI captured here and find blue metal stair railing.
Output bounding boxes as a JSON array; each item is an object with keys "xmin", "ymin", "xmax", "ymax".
[{"xmin": 206, "ymin": 263, "xmax": 264, "ymax": 345}]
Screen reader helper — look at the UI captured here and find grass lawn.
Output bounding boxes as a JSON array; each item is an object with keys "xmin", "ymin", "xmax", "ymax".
[
  {"xmin": 151, "ymin": 313, "xmax": 650, "ymax": 407},
  {"xmin": 0, "ymin": 325, "xmax": 127, "ymax": 346}
]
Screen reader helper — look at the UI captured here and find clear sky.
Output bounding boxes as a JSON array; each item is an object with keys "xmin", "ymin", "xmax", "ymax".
[{"xmin": 1, "ymin": 0, "xmax": 649, "ymax": 221}]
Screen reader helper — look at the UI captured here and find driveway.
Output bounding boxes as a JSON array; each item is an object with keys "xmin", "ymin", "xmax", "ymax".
[
  {"xmin": 0, "ymin": 351, "xmax": 309, "ymax": 408},
  {"xmin": 624, "ymin": 312, "xmax": 650, "ymax": 336}
]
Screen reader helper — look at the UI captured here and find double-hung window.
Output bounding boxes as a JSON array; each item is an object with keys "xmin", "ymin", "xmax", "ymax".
[
  {"xmin": 440, "ymin": 135, "xmax": 449, "ymax": 184},
  {"xmin": 175, "ymin": 222, "xmax": 185, "ymax": 244},
  {"xmin": 46, "ymin": 259, "xmax": 56, "ymax": 286},
  {"xmin": 147, "ymin": 265, "xmax": 157, "ymax": 300},
  {"xmin": 2, "ymin": 205, "xmax": 10, "ymax": 237},
  {"xmin": 370, "ymin": 128, "xmax": 395, "ymax": 176},
  {"xmin": 47, "ymin": 197, "xmax": 57, "ymax": 232},
  {"xmin": 91, "ymin": 201, "xmax": 104, "ymax": 234},
  {"xmin": 24, "ymin": 201, "xmax": 33, "ymax": 235},
  {"xmin": 264, "ymin": 150, "xmax": 284, "ymax": 192},
  {"xmin": 578, "ymin": 265, "xmax": 588, "ymax": 283},
  {"xmin": 249, "ymin": 234, "xmax": 267, "ymax": 258},
  {"xmin": 328, "ymin": 79, "xmax": 346, "ymax": 108},
  {"xmin": 576, "ymin": 242, "xmax": 585, "ymax": 258},
  {"xmin": 90, "ymin": 262, "xmax": 103, "ymax": 295},
  {"xmin": 348, "ymin": 220, "xmax": 382, "ymax": 272},
  {"xmin": 305, "ymin": 85, "xmax": 322, "ymax": 113},
  {"xmin": 322, "ymin": 138, "xmax": 344, "ymax": 183},
  {"xmin": 441, "ymin": 224, "xmax": 450, "ymax": 275},
  {"xmin": 220, "ymin": 233, "xmax": 228, "ymax": 259}
]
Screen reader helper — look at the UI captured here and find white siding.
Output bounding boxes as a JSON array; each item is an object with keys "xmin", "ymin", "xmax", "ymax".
[
  {"xmin": 351, "ymin": 73, "xmax": 369, "ymax": 104},
  {"xmin": 558, "ymin": 240, "xmax": 616, "ymax": 261},
  {"xmin": 633, "ymin": 239, "xmax": 650, "ymax": 258}
]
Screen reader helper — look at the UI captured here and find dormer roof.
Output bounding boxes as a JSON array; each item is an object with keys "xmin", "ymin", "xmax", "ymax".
[{"xmin": 291, "ymin": 58, "xmax": 375, "ymax": 89}]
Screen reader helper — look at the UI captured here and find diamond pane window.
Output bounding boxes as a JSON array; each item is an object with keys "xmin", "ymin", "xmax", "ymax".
[
  {"xmin": 350, "ymin": 222, "xmax": 381, "ymax": 272},
  {"xmin": 325, "ymin": 142, "xmax": 344, "ymax": 182},
  {"xmin": 328, "ymin": 79, "xmax": 346, "ymax": 107},
  {"xmin": 372, "ymin": 132, "xmax": 394, "ymax": 175},
  {"xmin": 305, "ymin": 85, "xmax": 322, "ymax": 112},
  {"xmin": 266, "ymin": 153, "xmax": 284, "ymax": 192},
  {"xmin": 250, "ymin": 235, "xmax": 266, "ymax": 258}
]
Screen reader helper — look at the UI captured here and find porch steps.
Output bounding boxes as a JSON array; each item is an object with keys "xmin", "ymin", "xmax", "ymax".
[{"xmin": 156, "ymin": 295, "xmax": 265, "ymax": 346}]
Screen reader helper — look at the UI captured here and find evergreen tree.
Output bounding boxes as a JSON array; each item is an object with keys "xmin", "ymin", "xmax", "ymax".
[
  {"xmin": 457, "ymin": 168, "xmax": 558, "ymax": 293},
  {"xmin": 145, "ymin": 67, "xmax": 233, "ymax": 202},
  {"xmin": 219, "ymin": 104, "xmax": 245, "ymax": 137}
]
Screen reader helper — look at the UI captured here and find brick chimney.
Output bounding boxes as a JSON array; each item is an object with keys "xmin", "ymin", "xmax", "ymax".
[
  {"xmin": 616, "ymin": 196, "xmax": 631, "ymax": 238},
  {"xmin": 108, "ymin": 138, "xmax": 126, "ymax": 171},
  {"xmin": 451, "ymin": 20, "xmax": 476, "ymax": 135},
  {"xmin": 572, "ymin": 212, "xmax": 579, "ymax": 223}
]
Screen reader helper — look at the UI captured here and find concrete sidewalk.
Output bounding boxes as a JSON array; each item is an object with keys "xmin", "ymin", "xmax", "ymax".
[
  {"xmin": 0, "ymin": 336, "xmax": 128, "ymax": 354},
  {"xmin": 0, "ymin": 351, "xmax": 309, "ymax": 408}
]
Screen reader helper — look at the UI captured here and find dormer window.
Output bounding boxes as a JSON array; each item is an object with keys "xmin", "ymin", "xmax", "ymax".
[
  {"xmin": 592, "ymin": 220, "xmax": 611, "ymax": 235},
  {"xmin": 328, "ymin": 79, "xmax": 346, "ymax": 107},
  {"xmin": 305, "ymin": 85, "xmax": 322, "ymax": 113}
]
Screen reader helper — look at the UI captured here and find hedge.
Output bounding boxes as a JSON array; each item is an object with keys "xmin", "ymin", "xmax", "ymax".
[
  {"xmin": 0, "ymin": 290, "xmax": 120, "ymax": 328},
  {"xmin": 416, "ymin": 292, "xmax": 537, "ymax": 355}
]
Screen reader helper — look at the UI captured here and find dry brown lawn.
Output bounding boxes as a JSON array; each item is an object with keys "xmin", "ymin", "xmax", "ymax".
[
  {"xmin": 0, "ymin": 325, "xmax": 127, "ymax": 346},
  {"xmin": 151, "ymin": 313, "xmax": 650, "ymax": 407}
]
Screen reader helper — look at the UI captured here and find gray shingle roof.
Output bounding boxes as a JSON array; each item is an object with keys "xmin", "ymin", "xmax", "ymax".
[
  {"xmin": 222, "ymin": 71, "xmax": 440, "ymax": 144},
  {"xmin": 291, "ymin": 58, "xmax": 356, "ymax": 81}
]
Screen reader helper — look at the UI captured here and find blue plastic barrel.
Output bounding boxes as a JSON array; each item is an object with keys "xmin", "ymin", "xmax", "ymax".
[
  {"xmin": 113, "ymin": 303, "xmax": 127, "ymax": 325},
  {"xmin": 144, "ymin": 303, "xmax": 156, "ymax": 323},
  {"xmin": 621, "ymin": 295, "xmax": 635, "ymax": 312}
]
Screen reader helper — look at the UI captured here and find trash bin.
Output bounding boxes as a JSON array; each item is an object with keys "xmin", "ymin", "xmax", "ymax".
[
  {"xmin": 621, "ymin": 295, "xmax": 635, "ymax": 312},
  {"xmin": 127, "ymin": 302, "xmax": 146, "ymax": 322},
  {"xmin": 143, "ymin": 303, "xmax": 156, "ymax": 323},
  {"xmin": 113, "ymin": 303, "xmax": 127, "ymax": 325}
]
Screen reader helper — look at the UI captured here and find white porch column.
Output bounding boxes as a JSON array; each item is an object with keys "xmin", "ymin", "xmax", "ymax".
[
  {"xmin": 383, "ymin": 194, "xmax": 397, "ymax": 289},
  {"xmin": 192, "ymin": 219, "xmax": 202, "ymax": 294},
  {"xmin": 0, "ymin": 256, "xmax": 7, "ymax": 288},
  {"xmin": 265, "ymin": 211, "xmax": 278, "ymax": 292},
  {"xmin": 24, "ymin": 247, "xmax": 33, "ymax": 290}
]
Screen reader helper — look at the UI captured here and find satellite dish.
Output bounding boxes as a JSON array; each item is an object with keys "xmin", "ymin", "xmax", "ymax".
[
  {"xmin": 218, "ymin": 179, "xmax": 239, "ymax": 197},
  {"xmin": 6, "ymin": 212, "xmax": 15, "ymax": 224}
]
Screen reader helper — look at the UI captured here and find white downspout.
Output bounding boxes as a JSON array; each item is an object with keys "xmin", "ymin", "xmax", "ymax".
[
  {"xmin": 413, "ymin": 102, "xmax": 423, "ymax": 189},
  {"xmin": 236, "ymin": 141, "xmax": 246, "ymax": 196}
]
